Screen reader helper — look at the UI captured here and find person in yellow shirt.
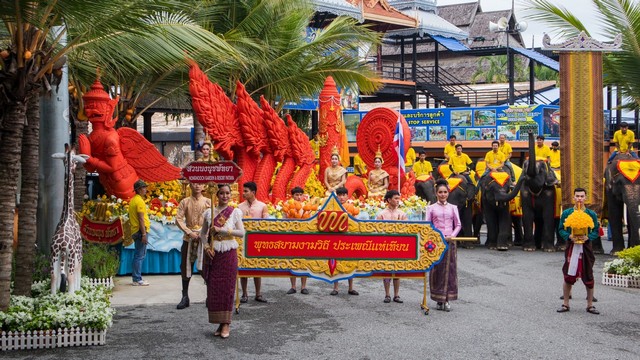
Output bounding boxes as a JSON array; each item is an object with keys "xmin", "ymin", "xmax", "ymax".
[
  {"xmin": 448, "ymin": 144, "xmax": 473, "ymax": 184},
  {"xmin": 534, "ymin": 135, "xmax": 551, "ymax": 162},
  {"xmin": 609, "ymin": 122, "xmax": 638, "ymax": 162},
  {"xmin": 413, "ymin": 151, "xmax": 433, "ymax": 177},
  {"xmin": 405, "ymin": 147, "xmax": 416, "ymax": 172},
  {"xmin": 353, "ymin": 153, "xmax": 367, "ymax": 177},
  {"xmin": 482, "ymin": 141, "xmax": 506, "ymax": 177},
  {"xmin": 498, "ymin": 134, "xmax": 515, "ymax": 181},
  {"xmin": 549, "ymin": 141, "xmax": 561, "ymax": 169},
  {"xmin": 129, "ymin": 180, "xmax": 151, "ymax": 286},
  {"xmin": 443, "ymin": 135, "xmax": 457, "ymax": 161}
]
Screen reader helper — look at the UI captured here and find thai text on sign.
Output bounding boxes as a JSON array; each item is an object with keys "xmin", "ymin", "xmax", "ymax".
[
  {"xmin": 181, "ymin": 160, "xmax": 242, "ymax": 184},
  {"xmin": 80, "ymin": 216, "xmax": 123, "ymax": 244},
  {"xmin": 245, "ymin": 232, "xmax": 418, "ymax": 260}
]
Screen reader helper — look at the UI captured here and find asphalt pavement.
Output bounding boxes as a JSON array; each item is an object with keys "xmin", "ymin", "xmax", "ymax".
[{"xmin": 4, "ymin": 238, "xmax": 639, "ymax": 360}]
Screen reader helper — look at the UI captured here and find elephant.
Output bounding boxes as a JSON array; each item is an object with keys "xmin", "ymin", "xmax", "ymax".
[
  {"xmin": 476, "ymin": 169, "xmax": 524, "ymax": 250},
  {"xmin": 414, "ymin": 176, "xmax": 436, "ymax": 204},
  {"xmin": 604, "ymin": 153, "xmax": 640, "ymax": 253},
  {"xmin": 521, "ymin": 131, "xmax": 559, "ymax": 252},
  {"xmin": 475, "ymin": 160, "xmax": 524, "ymax": 247}
]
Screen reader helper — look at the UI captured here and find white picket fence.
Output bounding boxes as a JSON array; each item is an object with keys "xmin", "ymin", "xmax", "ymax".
[
  {"xmin": 33, "ymin": 277, "xmax": 114, "ymax": 290},
  {"xmin": 1, "ymin": 327, "xmax": 106, "ymax": 351},
  {"xmin": 601, "ymin": 273, "xmax": 640, "ymax": 288}
]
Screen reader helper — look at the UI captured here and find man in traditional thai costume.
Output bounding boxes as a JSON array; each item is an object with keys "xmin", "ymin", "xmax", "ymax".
[
  {"xmin": 330, "ymin": 187, "xmax": 358, "ymax": 296},
  {"xmin": 498, "ymin": 134, "xmax": 515, "ymax": 181},
  {"xmin": 608, "ymin": 121, "xmax": 638, "ymax": 162},
  {"xmin": 129, "ymin": 180, "xmax": 150, "ymax": 286},
  {"xmin": 376, "ymin": 190, "xmax": 407, "ymax": 303},
  {"xmin": 549, "ymin": 141, "xmax": 561, "ymax": 170},
  {"xmin": 175, "ymin": 182, "xmax": 211, "ymax": 309},
  {"xmin": 443, "ymin": 135, "xmax": 457, "ymax": 161},
  {"xmin": 201, "ymin": 184, "xmax": 245, "ymax": 338},
  {"xmin": 238, "ymin": 181, "xmax": 268, "ymax": 303},
  {"xmin": 368, "ymin": 148, "xmax": 389, "ymax": 198},
  {"xmin": 287, "ymin": 187, "xmax": 310, "ymax": 295},
  {"xmin": 557, "ymin": 188, "xmax": 600, "ymax": 315},
  {"xmin": 413, "ymin": 151, "xmax": 433, "ymax": 178},
  {"xmin": 425, "ymin": 180, "xmax": 461, "ymax": 311},
  {"xmin": 324, "ymin": 146, "xmax": 347, "ymax": 195}
]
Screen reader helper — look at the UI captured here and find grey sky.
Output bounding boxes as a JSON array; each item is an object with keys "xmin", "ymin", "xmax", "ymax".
[{"xmin": 436, "ymin": 0, "xmax": 605, "ymax": 47}]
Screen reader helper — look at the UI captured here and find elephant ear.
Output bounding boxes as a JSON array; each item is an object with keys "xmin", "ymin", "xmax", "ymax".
[{"xmin": 617, "ymin": 160, "xmax": 640, "ymax": 182}]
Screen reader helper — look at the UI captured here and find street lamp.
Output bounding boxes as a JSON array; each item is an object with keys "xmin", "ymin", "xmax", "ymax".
[{"xmin": 489, "ymin": 0, "xmax": 527, "ymax": 105}]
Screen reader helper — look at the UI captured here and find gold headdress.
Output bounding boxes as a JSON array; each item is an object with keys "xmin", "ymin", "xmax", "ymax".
[
  {"xmin": 203, "ymin": 133, "xmax": 213, "ymax": 148},
  {"xmin": 375, "ymin": 145, "xmax": 384, "ymax": 164},
  {"xmin": 331, "ymin": 145, "xmax": 340, "ymax": 160}
]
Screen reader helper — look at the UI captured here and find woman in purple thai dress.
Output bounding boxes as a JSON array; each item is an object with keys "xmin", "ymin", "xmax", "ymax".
[
  {"xmin": 200, "ymin": 184, "xmax": 245, "ymax": 339},
  {"xmin": 425, "ymin": 179, "xmax": 461, "ymax": 311}
]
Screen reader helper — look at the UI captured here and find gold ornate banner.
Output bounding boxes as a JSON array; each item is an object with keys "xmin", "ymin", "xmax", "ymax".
[
  {"xmin": 559, "ymin": 52, "xmax": 604, "ymax": 213},
  {"xmin": 240, "ymin": 194, "xmax": 446, "ymax": 281}
]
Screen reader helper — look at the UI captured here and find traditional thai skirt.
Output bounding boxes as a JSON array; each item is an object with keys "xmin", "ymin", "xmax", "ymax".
[
  {"xmin": 202, "ymin": 248, "xmax": 238, "ymax": 324},
  {"xmin": 429, "ymin": 242, "xmax": 458, "ymax": 302}
]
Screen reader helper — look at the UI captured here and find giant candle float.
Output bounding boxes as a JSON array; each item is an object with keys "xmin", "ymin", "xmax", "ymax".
[{"xmin": 317, "ymin": 77, "xmax": 344, "ymax": 185}]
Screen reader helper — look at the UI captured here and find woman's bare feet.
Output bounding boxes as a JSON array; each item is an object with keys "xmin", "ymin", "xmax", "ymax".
[
  {"xmin": 214, "ymin": 324, "xmax": 222, "ymax": 337},
  {"xmin": 220, "ymin": 323, "xmax": 230, "ymax": 339}
]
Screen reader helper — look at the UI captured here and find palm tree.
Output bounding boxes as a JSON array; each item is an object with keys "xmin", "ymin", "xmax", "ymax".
[
  {"xmin": 187, "ymin": 0, "xmax": 381, "ymax": 109},
  {"xmin": 471, "ymin": 55, "xmax": 528, "ymax": 84},
  {"xmin": 526, "ymin": 0, "xmax": 640, "ymax": 109},
  {"xmin": 0, "ymin": 0, "xmax": 235, "ymax": 308}
]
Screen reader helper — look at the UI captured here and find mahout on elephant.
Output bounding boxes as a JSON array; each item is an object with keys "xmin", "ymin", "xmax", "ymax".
[{"xmin": 604, "ymin": 152, "xmax": 640, "ymax": 253}]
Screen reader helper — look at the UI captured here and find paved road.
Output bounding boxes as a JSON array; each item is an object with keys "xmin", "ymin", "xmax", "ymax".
[{"xmin": 4, "ymin": 240, "xmax": 640, "ymax": 359}]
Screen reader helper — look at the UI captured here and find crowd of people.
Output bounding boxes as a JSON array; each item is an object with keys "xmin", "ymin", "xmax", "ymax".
[{"xmin": 123, "ymin": 127, "xmax": 638, "ymax": 338}]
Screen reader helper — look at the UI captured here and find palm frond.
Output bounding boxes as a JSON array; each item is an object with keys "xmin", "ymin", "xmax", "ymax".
[{"xmin": 523, "ymin": 0, "xmax": 590, "ymax": 39}]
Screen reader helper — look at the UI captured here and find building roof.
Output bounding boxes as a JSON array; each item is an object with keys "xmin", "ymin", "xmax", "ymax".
[
  {"xmin": 346, "ymin": 0, "xmax": 418, "ymax": 28},
  {"xmin": 436, "ymin": 1, "xmax": 480, "ymax": 27},
  {"xmin": 312, "ymin": 0, "xmax": 364, "ymax": 22},
  {"xmin": 385, "ymin": 6, "xmax": 468, "ymax": 40},
  {"xmin": 467, "ymin": 9, "xmax": 523, "ymax": 48}
]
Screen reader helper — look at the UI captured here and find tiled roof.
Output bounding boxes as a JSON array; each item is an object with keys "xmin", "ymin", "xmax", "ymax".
[
  {"xmin": 437, "ymin": 1, "xmax": 479, "ymax": 27},
  {"xmin": 385, "ymin": 8, "xmax": 467, "ymax": 40},
  {"xmin": 312, "ymin": 0, "xmax": 364, "ymax": 22}
]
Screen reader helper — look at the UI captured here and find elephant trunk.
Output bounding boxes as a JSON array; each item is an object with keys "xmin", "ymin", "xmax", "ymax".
[
  {"xmin": 496, "ymin": 176, "xmax": 524, "ymax": 202},
  {"xmin": 527, "ymin": 130, "xmax": 536, "ymax": 178}
]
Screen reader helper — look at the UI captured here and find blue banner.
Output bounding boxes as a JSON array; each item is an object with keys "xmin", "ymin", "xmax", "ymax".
[{"xmin": 344, "ymin": 104, "xmax": 561, "ymax": 143}]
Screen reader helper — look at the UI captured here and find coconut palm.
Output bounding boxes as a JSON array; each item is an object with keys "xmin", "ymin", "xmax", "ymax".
[
  {"xmin": 470, "ymin": 55, "xmax": 528, "ymax": 84},
  {"xmin": 526, "ymin": 0, "xmax": 640, "ymax": 109},
  {"xmin": 0, "ymin": 0, "xmax": 236, "ymax": 308}
]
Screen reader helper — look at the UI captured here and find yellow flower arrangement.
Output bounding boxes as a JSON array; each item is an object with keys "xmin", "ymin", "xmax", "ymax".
[
  {"xmin": 304, "ymin": 168, "xmax": 326, "ymax": 198},
  {"xmin": 564, "ymin": 208, "xmax": 595, "ymax": 243}
]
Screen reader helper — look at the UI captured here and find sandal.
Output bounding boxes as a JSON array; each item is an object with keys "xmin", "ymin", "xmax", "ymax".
[
  {"xmin": 586, "ymin": 306, "xmax": 600, "ymax": 315},
  {"xmin": 330, "ymin": 290, "xmax": 339, "ymax": 296},
  {"xmin": 384, "ymin": 296, "xmax": 391, "ymax": 303},
  {"xmin": 301, "ymin": 288, "xmax": 309, "ymax": 295},
  {"xmin": 254, "ymin": 295, "xmax": 268, "ymax": 303},
  {"xmin": 556, "ymin": 304, "xmax": 570, "ymax": 313},
  {"xmin": 286, "ymin": 288, "xmax": 296, "ymax": 295},
  {"xmin": 240, "ymin": 295, "xmax": 248, "ymax": 303},
  {"xmin": 393, "ymin": 296, "xmax": 403, "ymax": 304},
  {"xmin": 348, "ymin": 289, "xmax": 359, "ymax": 296}
]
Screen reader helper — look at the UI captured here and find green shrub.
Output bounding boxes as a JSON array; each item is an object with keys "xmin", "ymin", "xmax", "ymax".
[
  {"xmin": 81, "ymin": 242, "xmax": 120, "ymax": 279},
  {"xmin": 616, "ymin": 245, "xmax": 640, "ymax": 266},
  {"xmin": 32, "ymin": 251, "xmax": 51, "ymax": 283}
]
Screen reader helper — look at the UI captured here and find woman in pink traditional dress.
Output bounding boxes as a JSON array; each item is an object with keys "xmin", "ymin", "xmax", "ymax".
[
  {"xmin": 200, "ymin": 184, "xmax": 245, "ymax": 339},
  {"xmin": 425, "ymin": 179, "xmax": 461, "ymax": 312}
]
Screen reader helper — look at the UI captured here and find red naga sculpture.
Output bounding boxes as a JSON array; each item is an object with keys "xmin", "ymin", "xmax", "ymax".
[
  {"xmin": 255, "ymin": 96, "xmax": 289, "ymax": 202},
  {"xmin": 78, "ymin": 77, "xmax": 181, "ymax": 200}
]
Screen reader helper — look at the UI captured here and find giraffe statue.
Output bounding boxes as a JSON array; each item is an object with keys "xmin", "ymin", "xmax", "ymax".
[{"xmin": 50, "ymin": 144, "xmax": 88, "ymax": 295}]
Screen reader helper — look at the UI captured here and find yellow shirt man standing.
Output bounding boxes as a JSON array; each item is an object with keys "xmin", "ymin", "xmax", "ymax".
[
  {"xmin": 549, "ymin": 141, "xmax": 561, "ymax": 169},
  {"xmin": 129, "ymin": 180, "xmax": 150, "ymax": 286}
]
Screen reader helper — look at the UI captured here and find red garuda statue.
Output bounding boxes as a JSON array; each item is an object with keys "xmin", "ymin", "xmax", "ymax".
[{"xmin": 78, "ymin": 77, "xmax": 181, "ymax": 200}]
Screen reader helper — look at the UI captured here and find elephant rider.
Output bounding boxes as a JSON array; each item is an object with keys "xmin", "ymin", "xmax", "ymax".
[
  {"xmin": 480, "ymin": 141, "xmax": 506, "ymax": 180},
  {"xmin": 448, "ymin": 144, "xmax": 474, "ymax": 186},
  {"xmin": 498, "ymin": 134, "xmax": 515, "ymax": 182},
  {"xmin": 444, "ymin": 135, "xmax": 458, "ymax": 161},
  {"xmin": 534, "ymin": 135, "xmax": 552, "ymax": 171},
  {"xmin": 413, "ymin": 151, "xmax": 433, "ymax": 177},
  {"xmin": 549, "ymin": 141, "xmax": 561, "ymax": 170},
  {"xmin": 405, "ymin": 147, "xmax": 416, "ymax": 173},
  {"xmin": 608, "ymin": 122, "xmax": 638, "ymax": 163}
]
